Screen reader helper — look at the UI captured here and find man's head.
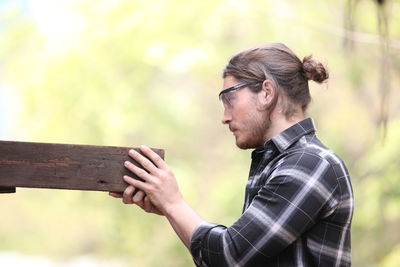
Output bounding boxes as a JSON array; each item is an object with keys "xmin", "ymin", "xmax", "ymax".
[{"xmin": 220, "ymin": 43, "xmax": 329, "ymax": 149}]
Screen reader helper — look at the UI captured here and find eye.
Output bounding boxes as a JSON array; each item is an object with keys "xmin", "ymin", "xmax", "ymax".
[
  {"xmin": 220, "ymin": 94, "xmax": 229, "ymax": 108},
  {"xmin": 226, "ymin": 92, "xmax": 236, "ymax": 102},
  {"xmin": 220, "ymin": 92, "xmax": 237, "ymax": 109}
]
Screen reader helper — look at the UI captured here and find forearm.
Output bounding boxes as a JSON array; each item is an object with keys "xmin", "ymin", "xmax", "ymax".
[{"xmin": 165, "ymin": 201, "xmax": 205, "ymax": 249}]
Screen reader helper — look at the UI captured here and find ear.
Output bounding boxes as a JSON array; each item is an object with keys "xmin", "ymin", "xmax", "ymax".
[{"xmin": 257, "ymin": 79, "xmax": 276, "ymax": 107}]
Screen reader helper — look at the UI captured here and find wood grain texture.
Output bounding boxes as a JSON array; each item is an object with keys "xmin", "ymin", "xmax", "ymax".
[{"xmin": 0, "ymin": 140, "xmax": 164, "ymax": 193}]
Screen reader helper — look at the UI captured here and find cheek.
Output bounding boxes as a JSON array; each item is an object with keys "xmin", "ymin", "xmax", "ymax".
[
  {"xmin": 232, "ymin": 99, "xmax": 255, "ymax": 118},
  {"xmin": 238, "ymin": 100, "xmax": 259, "ymax": 120},
  {"xmin": 230, "ymin": 94, "xmax": 261, "ymax": 124}
]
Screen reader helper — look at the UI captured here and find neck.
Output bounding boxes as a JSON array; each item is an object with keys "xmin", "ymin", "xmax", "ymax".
[{"xmin": 264, "ymin": 111, "xmax": 305, "ymax": 142}]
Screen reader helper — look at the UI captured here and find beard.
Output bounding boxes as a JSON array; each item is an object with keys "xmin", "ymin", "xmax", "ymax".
[{"xmin": 233, "ymin": 110, "xmax": 271, "ymax": 149}]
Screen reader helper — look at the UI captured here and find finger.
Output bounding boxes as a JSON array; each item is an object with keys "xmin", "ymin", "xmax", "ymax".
[
  {"xmin": 132, "ymin": 190, "xmax": 146, "ymax": 204},
  {"xmin": 109, "ymin": 192, "xmax": 123, "ymax": 198},
  {"xmin": 124, "ymin": 161, "xmax": 154, "ymax": 182},
  {"xmin": 143, "ymin": 196, "xmax": 153, "ymax": 213},
  {"xmin": 128, "ymin": 149, "xmax": 158, "ymax": 174},
  {"xmin": 123, "ymin": 175, "xmax": 151, "ymax": 192},
  {"xmin": 139, "ymin": 145, "xmax": 168, "ymax": 169},
  {"xmin": 122, "ymin": 185, "xmax": 135, "ymax": 204}
]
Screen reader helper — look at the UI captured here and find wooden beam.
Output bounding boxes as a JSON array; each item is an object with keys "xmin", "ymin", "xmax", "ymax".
[
  {"xmin": 0, "ymin": 140, "xmax": 164, "ymax": 193},
  {"xmin": 0, "ymin": 186, "xmax": 16, "ymax": 193}
]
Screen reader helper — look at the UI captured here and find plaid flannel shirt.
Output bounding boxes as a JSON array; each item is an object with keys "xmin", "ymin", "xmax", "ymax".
[{"xmin": 190, "ymin": 118, "xmax": 354, "ymax": 267}]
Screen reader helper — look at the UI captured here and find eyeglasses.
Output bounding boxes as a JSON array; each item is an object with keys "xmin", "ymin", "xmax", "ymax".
[
  {"xmin": 218, "ymin": 83, "xmax": 249, "ymax": 99},
  {"xmin": 218, "ymin": 83, "xmax": 249, "ymax": 109}
]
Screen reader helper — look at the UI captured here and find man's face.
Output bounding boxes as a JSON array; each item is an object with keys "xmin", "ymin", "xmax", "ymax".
[{"xmin": 220, "ymin": 76, "xmax": 270, "ymax": 149}]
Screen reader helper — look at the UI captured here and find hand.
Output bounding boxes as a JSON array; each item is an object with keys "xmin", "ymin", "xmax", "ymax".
[
  {"xmin": 120, "ymin": 145, "xmax": 184, "ymax": 216},
  {"xmin": 112, "ymin": 145, "xmax": 204, "ymax": 249},
  {"xmin": 109, "ymin": 188, "xmax": 163, "ymax": 215}
]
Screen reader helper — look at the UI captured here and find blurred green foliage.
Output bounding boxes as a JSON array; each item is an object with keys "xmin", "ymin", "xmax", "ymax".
[{"xmin": 0, "ymin": 0, "xmax": 399, "ymax": 266}]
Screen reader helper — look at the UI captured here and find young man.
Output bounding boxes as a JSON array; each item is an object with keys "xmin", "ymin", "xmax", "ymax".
[{"xmin": 110, "ymin": 43, "xmax": 354, "ymax": 266}]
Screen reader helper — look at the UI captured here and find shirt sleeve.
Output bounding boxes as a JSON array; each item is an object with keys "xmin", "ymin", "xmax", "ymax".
[{"xmin": 190, "ymin": 152, "xmax": 340, "ymax": 267}]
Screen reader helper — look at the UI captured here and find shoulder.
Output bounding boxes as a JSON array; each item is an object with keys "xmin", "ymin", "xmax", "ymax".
[
  {"xmin": 270, "ymin": 135, "xmax": 349, "ymax": 187},
  {"xmin": 282, "ymin": 134, "xmax": 347, "ymax": 168}
]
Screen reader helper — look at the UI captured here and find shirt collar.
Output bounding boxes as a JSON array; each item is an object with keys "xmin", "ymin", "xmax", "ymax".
[
  {"xmin": 270, "ymin": 117, "xmax": 316, "ymax": 153},
  {"xmin": 252, "ymin": 118, "xmax": 316, "ymax": 158}
]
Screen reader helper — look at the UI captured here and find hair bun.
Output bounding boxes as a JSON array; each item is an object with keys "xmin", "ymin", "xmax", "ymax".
[{"xmin": 302, "ymin": 55, "xmax": 329, "ymax": 83}]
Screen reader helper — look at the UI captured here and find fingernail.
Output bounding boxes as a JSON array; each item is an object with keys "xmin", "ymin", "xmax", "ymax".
[
  {"xmin": 129, "ymin": 149, "xmax": 137, "ymax": 154},
  {"xmin": 124, "ymin": 161, "xmax": 130, "ymax": 166}
]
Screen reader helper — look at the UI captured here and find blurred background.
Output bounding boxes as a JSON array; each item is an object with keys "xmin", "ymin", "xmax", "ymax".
[{"xmin": 0, "ymin": 0, "xmax": 399, "ymax": 266}]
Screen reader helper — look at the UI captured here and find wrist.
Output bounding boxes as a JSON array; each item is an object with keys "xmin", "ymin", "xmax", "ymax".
[
  {"xmin": 163, "ymin": 200, "xmax": 205, "ymax": 249},
  {"xmin": 164, "ymin": 199, "xmax": 187, "ymax": 218}
]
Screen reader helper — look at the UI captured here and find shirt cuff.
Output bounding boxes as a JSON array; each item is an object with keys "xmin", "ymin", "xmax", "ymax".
[{"xmin": 190, "ymin": 221, "xmax": 220, "ymax": 267}]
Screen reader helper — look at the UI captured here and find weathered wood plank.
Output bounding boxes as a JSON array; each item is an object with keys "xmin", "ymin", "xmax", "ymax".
[
  {"xmin": 0, "ymin": 186, "xmax": 16, "ymax": 193},
  {"xmin": 0, "ymin": 140, "xmax": 164, "ymax": 193}
]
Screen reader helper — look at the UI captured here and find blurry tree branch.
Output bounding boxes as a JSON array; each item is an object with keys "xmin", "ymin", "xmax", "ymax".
[{"xmin": 308, "ymin": 23, "xmax": 400, "ymax": 50}]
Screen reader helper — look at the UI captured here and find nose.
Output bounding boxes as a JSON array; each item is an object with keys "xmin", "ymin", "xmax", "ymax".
[{"xmin": 221, "ymin": 108, "xmax": 232, "ymax": 125}]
